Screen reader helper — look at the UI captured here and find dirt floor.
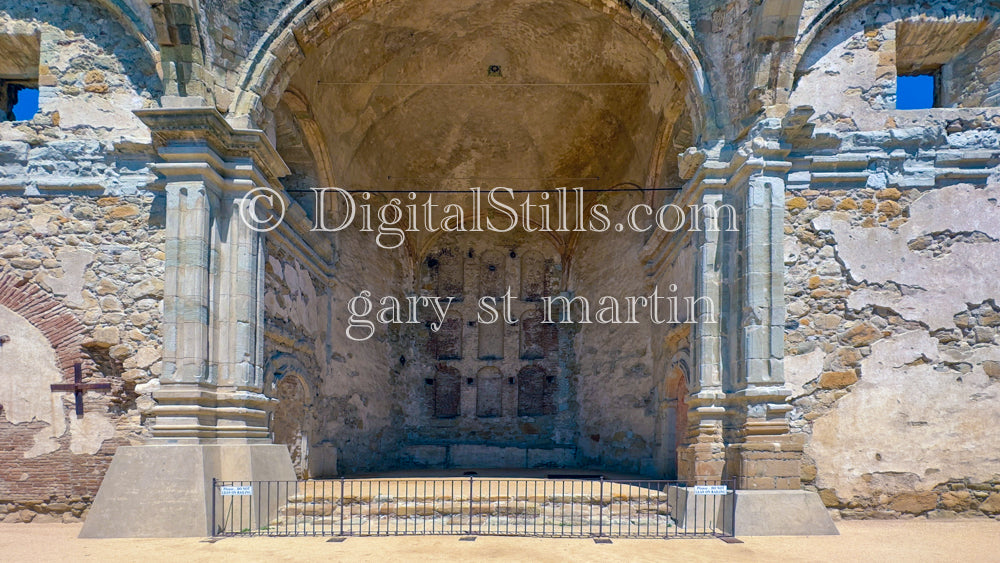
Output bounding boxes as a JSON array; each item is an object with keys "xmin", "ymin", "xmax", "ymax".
[{"xmin": 1, "ymin": 519, "xmax": 998, "ymax": 562}]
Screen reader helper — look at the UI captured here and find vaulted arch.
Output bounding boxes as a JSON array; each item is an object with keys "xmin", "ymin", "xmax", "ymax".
[{"xmin": 228, "ymin": 0, "xmax": 709, "ymax": 135}]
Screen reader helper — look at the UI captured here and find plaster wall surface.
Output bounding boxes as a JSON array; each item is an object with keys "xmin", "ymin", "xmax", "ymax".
[{"xmin": 2, "ymin": 0, "xmax": 1000, "ymax": 527}]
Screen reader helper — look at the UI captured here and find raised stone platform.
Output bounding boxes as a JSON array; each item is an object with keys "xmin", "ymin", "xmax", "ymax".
[
  {"xmin": 668, "ymin": 487, "xmax": 839, "ymax": 536},
  {"xmin": 732, "ymin": 490, "xmax": 839, "ymax": 536},
  {"xmin": 264, "ymin": 478, "xmax": 677, "ymax": 536},
  {"xmin": 249, "ymin": 477, "xmax": 838, "ymax": 537},
  {"xmin": 400, "ymin": 444, "xmax": 577, "ymax": 469},
  {"xmin": 79, "ymin": 444, "xmax": 296, "ymax": 538}
]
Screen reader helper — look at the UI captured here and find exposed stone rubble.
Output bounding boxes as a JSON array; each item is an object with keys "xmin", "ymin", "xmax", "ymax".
[
  {"xmin": 0, "ymin": 195, "xmax": 163, "ymax": 522},
  {"xmin": 1, "ymin": 0, "xmax": 999, "ymax": 530},
  {"xmin": 784, "ymin": 180, "xmax": 1000, "ymax": 518}
]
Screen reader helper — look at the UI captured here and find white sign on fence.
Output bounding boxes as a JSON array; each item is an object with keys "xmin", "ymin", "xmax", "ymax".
[
  {"xmin": 220, "ymin": 485, "xmax": 253, "ymax": 496},
  {"xmin": 692, "ymin": 485, "xmax": 729, "ymax": 496}
]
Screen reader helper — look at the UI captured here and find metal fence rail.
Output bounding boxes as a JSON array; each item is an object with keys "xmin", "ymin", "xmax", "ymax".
[{"xmin": 212, "ymin": 477, "xmax": 736, "ymax": 539}]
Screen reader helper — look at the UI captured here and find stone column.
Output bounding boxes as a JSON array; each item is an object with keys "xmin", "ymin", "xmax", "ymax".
[
  {"xmin": 206, "ymin": 193, "xmax": 270, "ymax": 439},
  {"xmin": 646, "ymin": 133, "xmax": 836, "ymax": 536},
  {"xmin": 725, "ymin": 168, "xmax": 802, "ymax": 491},
  {"xmin": 662, "ymin": 142, "xmax": 803, "ymax": 489},
  {"xmin": 163, "ymin": 181, "xmax": 211, "ymax": 384},
  {"xmin": 214, "ymin": 194, "xmax": 266, "ymax": 391},
  {"xmin": 81, "ymin": 106, "xmax": 296, "ymax": 538},
  {"xmin": 137, "ymin": 107, "xmax": 282, "ymax": 444},
  {"xmin": 150, "ymin": 180, "xmax": 212, "ymax": 438},
  {"xmin": 676, "ymin": 191, "xmax": 729, "ymax": 483}
]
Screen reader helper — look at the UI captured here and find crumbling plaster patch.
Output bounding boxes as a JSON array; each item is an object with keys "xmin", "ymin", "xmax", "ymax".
[
  {"xmin": 37, "ymin": 249, "xmax": 95, "ymax": 308},
  {"xmin": 265, "ymin": 255, "xmax": 325, "ymax": 337},
  {"xmin": 808, "ymin": 330, "xmax": 1000, "ymax": 500},
  {"xmin": 826, "ymin": 183, "xmax": 1000, "ymax": 330},
  {"xmin": 784, "ymin": 347, "xmax": 825, "ymax": 398},
  {"xmin": 0, "ymin": 305, "xmax": 67, "ymax": 457},
  {"xmin": 68, "ymin": 412, "xmax": 116, "ymax": 455}
]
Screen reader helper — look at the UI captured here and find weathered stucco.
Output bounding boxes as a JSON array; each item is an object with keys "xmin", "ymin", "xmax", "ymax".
[
  {"xmin": 834, "ymin": 184, "xmax": 1000, "ymax": 331},
  {"xmin": 810, "ymin": 330, "xmax": 1000, "ymax": 500},
  {"xmin": 3, "ymin": 0, "xmax": 1000, "ymax": 525},
  {"xmin": 785, "ymin": 178, "xmax": 1000, "ymax": 516},
  {"xmin": 0, "ymin": 304, "xmax": 66, "ymax": 457}
]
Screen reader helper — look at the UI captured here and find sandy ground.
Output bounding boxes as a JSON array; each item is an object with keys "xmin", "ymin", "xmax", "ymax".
[{"xmin": 1, "ymin": 520, "xmax": 998, "ymax": 562}]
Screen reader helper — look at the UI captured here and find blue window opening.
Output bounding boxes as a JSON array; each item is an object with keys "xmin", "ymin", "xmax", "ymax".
[
  {"xmin": 11, "ymin": 86, "xmax": 39, "ymax": 120},
  {"xmin": 897, "ymin": 74, "xmax": 937, "ymax": 110},
  {"xmin": 4, "ymin": 83, "xmax": 38, "ymax": 121}
]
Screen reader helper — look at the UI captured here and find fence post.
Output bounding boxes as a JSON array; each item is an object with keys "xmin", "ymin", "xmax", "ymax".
[
  {"xmin": 211, "ymin": 478, "xmax": 217, "ymax": 537},
  {"xmin": 339, "ymin": 476, "xmax": 345, "ymax": 537},
  {"xmin": 598, "ymin": 475, "xmax": 604, "ymax": 538},
  {"xmin": 729, "ymin": 477, "xmax": 737, "ymax": 537},
  {"xmin": 468, "ymin": 476, "xmax": 474, "ymax": 536}
]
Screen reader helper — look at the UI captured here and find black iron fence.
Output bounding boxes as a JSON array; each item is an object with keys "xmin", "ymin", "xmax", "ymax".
[{"xmin": 212, "ymin": 477, "xmax": 736, "ymax": 539}]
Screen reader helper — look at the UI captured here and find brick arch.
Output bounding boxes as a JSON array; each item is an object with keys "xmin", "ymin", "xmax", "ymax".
[
  {"xmin": 0, "ymin": 273, "xmax": 92, "ymax": 377},
  {"xmin": 263, "ymin": 353, "xmax": 314, "ymax": 402},
  {"xmin": 229, "ymin": 0, "xmax": 708, "ymax": 134}
]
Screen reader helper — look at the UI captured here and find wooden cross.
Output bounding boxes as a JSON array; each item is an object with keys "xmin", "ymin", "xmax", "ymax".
[{"xmin": 50, "ymin": 363, "xmax": 111, "ymax": 416}]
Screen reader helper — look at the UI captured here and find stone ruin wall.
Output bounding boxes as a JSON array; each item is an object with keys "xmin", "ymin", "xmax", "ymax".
[
  {"xmin": 397, "ymin": 231, "xmax": 573, "ymax": 470},
  {"xmin": 791, "ymin": 0, "xmax": 1000, "ymax": 130},
  {"xmin": 0, "ymin": 194, "xmax": 163, "ymax": 524},
  {"xmin": 262, "ymin": 239, "xmax": 328, "ymax": 478},
  {"xmin": 0, "ymin": 0, "xmax": 998, "ymax": 524},
  {"xmin": 0, "ymin": 0, "xmax": 161, "ymax": 523},
  {"xmin": 571, "ymin": 192, "xmax": 659, "ymax": 476},
  {"xmin": 783, "ymin": 0, "xmax": 1000, "ymax": 520},
  {"xmin": 315, "ymin": 222, "xmax": 410, "ymax": 473},
  {"xmin": 785, "ymin": 178, "xmax": 1000, "ymax": 520},
  {"xmin": 263, "ymin": 214, "xmax": 412, "ymax": 476},
  {"xmin": 263, "ymin": 215, "xmax": 665, "ymax": 476}
]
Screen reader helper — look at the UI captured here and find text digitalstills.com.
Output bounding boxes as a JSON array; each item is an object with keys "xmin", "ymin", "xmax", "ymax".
[
  {"xmin": 240, "ymin": 186, "xmax": 739, "ymax": 247},
  {"xmin": 239, "ymin": 186, "xmax": 732, "ymax": 340}
]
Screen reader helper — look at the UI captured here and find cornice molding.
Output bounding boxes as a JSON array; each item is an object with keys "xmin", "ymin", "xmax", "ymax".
[{"xmin": 135, "ymin": 107, "xmax": 291, "ymax": 186}]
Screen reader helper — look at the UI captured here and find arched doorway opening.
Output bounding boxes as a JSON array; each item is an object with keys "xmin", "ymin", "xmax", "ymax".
[{"xmin": 253, "ymin": 0, "xmax": 707, "ymax": 476}]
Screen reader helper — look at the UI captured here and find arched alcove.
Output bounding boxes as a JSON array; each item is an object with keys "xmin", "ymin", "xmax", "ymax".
[{"xmin": 247, "ymin": 0, "xmax": 711, "ymax": 475}]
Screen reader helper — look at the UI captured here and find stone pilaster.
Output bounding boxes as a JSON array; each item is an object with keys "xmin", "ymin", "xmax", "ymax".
[
  {"xmin": 727, "ymin": 403, "xmax": 804, "ymax": 490},
  {"xmin": 677, "ymin": 189, "xmax": 730, "ymax": 483},
  {"xmin": 740, "ymin": 173, "xmax": 786, "ymax": 387},
  {"xmin": 162, "ymin": 181, "xmax": 211, "ymax": 385},
  {"xmin": 652, "ymin": 130, "xmax": 804, "ymax": 488},
  {"xmin": 676, "ymin": 400, "xmax": 727, "ymax": 483},
  {"xmin": 82, "ymin": 106, "xmax": 298, "ymax": 538},
  {"xmin": 135, "ymin": 106, "xmax": 290, "ymax": 443},
  {"xmin": 212, "ymin": 194, "xmax": 266, "ymax": 391},
  {"xmin": 724, "ymin": 124, "xmax": 801, "ymax": 490},
  {"xmin": 693, "ymin": 192, "xmax": 725, "ymax": 390}
]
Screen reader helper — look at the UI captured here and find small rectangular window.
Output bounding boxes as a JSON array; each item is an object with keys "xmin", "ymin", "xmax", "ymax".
[
  {"xmin": 0, "ymin": 32, "xmax": 41, "ymax": 122},
  {"xmin": 4, "ymin": 84, "xmax": 38, "ymax": 121},
  {"xmin": 895, "ymin": 19, "xmax": 996, "ymax": 109},
  {"xmin": 897, "ymin": 73, "xmax": 938, "ymax": 110}
]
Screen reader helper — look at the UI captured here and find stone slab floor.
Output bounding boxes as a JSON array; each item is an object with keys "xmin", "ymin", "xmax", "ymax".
[{"xmin": 2, "ymin": 520, "xmax": 999, "ymax": 562}]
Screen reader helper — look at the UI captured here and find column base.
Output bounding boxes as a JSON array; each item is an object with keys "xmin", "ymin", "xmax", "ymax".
[
  {"xmin": 668, "ymin": 487, "xmax": 838, "ymax": 536},
  {"xmin": 731, "ymin": 489, "xmax": 839, "ymax": 536},
  {"xmin": 79, "ymin": 443, "xmax": 295, "ymax": 538}
]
